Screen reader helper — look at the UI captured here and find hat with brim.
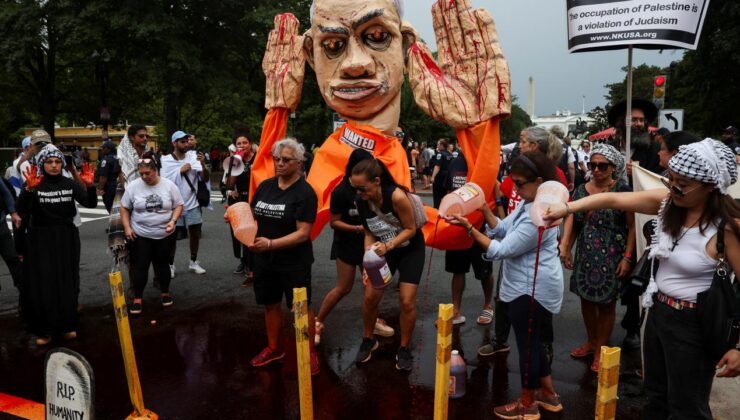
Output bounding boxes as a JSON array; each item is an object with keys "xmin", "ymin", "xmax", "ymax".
[
  {"xmin": 30, "ymin": 129, "xmax": 52, "ymax": 145},
  {"xmin": 607, "ymin": 99, "xmax": 658, "ymax": 127},
  {"xmin": 170, "ymin": 130, "xmax": 189, "ymax": 143}
]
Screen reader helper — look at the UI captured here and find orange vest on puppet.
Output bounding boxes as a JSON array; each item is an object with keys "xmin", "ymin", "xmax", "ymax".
[{"xmin": 251, "ymin": 1, "xmax": 511, "ymax": 249}]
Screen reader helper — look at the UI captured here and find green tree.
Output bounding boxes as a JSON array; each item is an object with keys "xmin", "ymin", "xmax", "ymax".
[
  {"xmin": 586, "ymin": 106, "xmax": 609, "ymax": 134},
  {"xmin": 500, "ymin": 100, "xmax": 532, "ymax": 143},
  {"xmin": 603, "ymin": 63, "xmax": 666, "ymax": 108}
]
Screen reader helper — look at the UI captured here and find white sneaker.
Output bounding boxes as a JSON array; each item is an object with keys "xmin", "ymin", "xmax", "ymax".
[
  {"xmin": 373, "ymin": 319, "xmax": 395, "ymax": 337},
  {"xmin": 170, "ymin": 264, "xmax": 176, "ymax": 278},
  {"xmin": 189, "ymin": 260, "xmax": 206, "ymax": 274}
]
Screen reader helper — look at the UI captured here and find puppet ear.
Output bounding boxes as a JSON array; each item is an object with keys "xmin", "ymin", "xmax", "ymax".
[
  {"xmin": 401, "ymin": 21, "xmax": 418, "ymax": 67},
  {"xmin": 303, "ymin": 30, "xmax": 315, "ymax": 70}
]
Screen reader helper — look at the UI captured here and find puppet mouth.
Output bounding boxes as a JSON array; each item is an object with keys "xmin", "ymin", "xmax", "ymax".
[{"xmin": 332, "ymin": 84, "xmax": 382, "ymax": 101}]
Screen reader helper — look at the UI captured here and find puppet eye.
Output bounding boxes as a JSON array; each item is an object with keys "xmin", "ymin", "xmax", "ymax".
[
  {"xmin": 321, "ymin": 38, "xmax": 346, "ymax": 58},
  {"xmin": 363, "ymin": 27, "xmax": 391, "ymax": 50}
]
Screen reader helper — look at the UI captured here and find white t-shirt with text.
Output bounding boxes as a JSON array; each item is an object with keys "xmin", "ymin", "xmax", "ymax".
[{"xmin": 121, "ymin": 177, "xmax": 184, "ymax": 239}]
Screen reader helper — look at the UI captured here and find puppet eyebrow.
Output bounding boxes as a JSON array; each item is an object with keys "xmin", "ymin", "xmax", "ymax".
[
  {"xmin": 352, "ymin": 9, "xmax": 384, "ymax": 30},
  {"xmin": 318, "ymin": 25, "xmax": 349, "ymax": 35}
]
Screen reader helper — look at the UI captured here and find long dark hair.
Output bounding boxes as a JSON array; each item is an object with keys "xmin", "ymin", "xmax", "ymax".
[
  {"xmin": 509, "ymin": 151, "xmax": 560, "ymax": 183},
  {"xmin": 345, "ymin": 148, "xmax": 373, "ymax": 179},
  {"xmin": 663, "ymin": 131, "xmax": 700, "ymax": 153},
  {"xmin": 351, "ymin": 158, "xmax": 407, "ymax": 192},
  {"xmin": 662, "ymin": 189, "xmax": 740, "ymax": 239}
]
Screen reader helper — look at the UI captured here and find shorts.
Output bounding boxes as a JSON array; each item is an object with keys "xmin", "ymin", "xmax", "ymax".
[
  {"xmin": 177, "ymin": 207, "xmax": 203, "ymax": 227},
  {"xmin": 253, "ymin": 261, "xmax": 312, "ymax": 308},
  {"xmin": 330, "ymin": 238, "xmax": 364, "ymax": 267},
  {"xmin": 444, "ymin": 244, "xmax": 493, "ymax": 280},
  {"xmin": 385, "ymin": 231, "xmax": 426, "ymax": 285},
  {"xmin": 423, "ymin": 167, "xmax": 433, "ymax": 176}
]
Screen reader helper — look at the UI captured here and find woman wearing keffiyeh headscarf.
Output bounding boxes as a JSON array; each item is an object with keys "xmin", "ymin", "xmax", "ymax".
[
  {"xmin": 16, "ymin": 144, "xmax": 98, "ymax": 346},
  {"xmin": 545, "ymin": 138, "xmax": 740, "ymax": 418},
  {"xmin": 559, "ymin": 143, "xmax": 634, "ymax": 373}
]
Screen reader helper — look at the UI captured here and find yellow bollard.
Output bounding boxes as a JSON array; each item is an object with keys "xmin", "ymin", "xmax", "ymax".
[
  {"xmin": 433, "ymin": 304, "xmax": 454, "ymax": 420},
  {"xmin": 108, "ymin": 271, "xmax": 158, "ymax": 420},
  {"xmin": 293, "ymin": 288, "xmax": 314, "ymax": 420},
  {"xmin": 595, "ymin": 346, "xmax": 621, "ymax": 420}
]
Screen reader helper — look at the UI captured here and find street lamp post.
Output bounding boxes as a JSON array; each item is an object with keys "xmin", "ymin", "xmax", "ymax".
[{"xmin": 93, "ymin": 49, "xmax": 111, "ymax": 139}]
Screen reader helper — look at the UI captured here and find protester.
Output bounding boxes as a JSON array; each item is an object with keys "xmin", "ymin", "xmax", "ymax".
[
  {"xmin": 720, "ymin": 126, "xmax": 740, "ymax": 162},
  {"xmin": 449, "ymin": 151, "xmax": 564, "ymax": 419},
  {"xmin": 421, "ymin": 142, "xmax": 435, "ymax": 189},
  {"xmin": 550, "ymin": 126, "xmax": 576, "ymax": 191},
  {"xmin": 161, "ymin": 130, "xmax": 209, "ymax": 276},
  {"xmin": 96, "ymin": 140, "xmax": 120, "ymax": 213},
  {"xmin": 430, "ymin": 138, "xmax": 453, "ymax": 208},
  {"xmin": 225, "ymin": 126, "xmax": 256, "ymax": 283},
  {"xmin": 248, "ymin": 138, "xmax": 319, "ymax": 375},
  {"xmin": 314, "ymin": 149, "xmax": 394, "ymax": 345},
  {"xmin": 118, "ymin": 124, "xmax": 151, "ymax": 187},
  {"xmin": 559, "ymin": 144, "xmax": 634, "ymax": 372},
  {"xmin": 7, "ymin": 136, "xmax": 31, "ymax": 194},
  {"xmin": 351, "ymin": 158, "xmax": 425, "ymax": 371},
  {"xmin": 0, "ymin": 177, "xmax": 22, "ymax": 290},
  {"xmin": 608, "ymin": 99, "xmax": 662, "ymax": 176},
  {"xmin": 120, "ymin": 152, "xmax": 183, "ymax": 315},
  {"xmin": 17, "ymin": 144, "xmax": 97, "ymax": 345},
  {"xmin": 443, "ymin": 151, "xmax": 495, "ymax": 326},
  {"xmin": 657, "ymin": 131, "xmax": 701, "ymax": 174},
  {"xmin": 545, "ymin": 138, "xmax": 740, "ymax": 419}
]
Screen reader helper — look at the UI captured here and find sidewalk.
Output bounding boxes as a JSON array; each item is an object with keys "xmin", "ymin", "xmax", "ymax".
[{"xmin": 710, "ymin": 376, "xmax": 740, "ymax": 419}]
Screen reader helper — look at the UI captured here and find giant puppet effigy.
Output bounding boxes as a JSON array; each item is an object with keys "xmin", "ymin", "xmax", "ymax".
[{"xmin": 250, "ymin": 0, "xmax": 510, "ymax": 249}]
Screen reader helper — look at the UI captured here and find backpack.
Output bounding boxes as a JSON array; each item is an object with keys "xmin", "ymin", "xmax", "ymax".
[
  {"xmin": 368, "ymin": 190, "xmax": 427, "ymax": 230},
  {"xmin": 573, "ymin": 149, "xmax": 586, "ymax": 187},
  {"xmin": 557, "ymin": 144, "xmax": 572, "ymax": 184}
]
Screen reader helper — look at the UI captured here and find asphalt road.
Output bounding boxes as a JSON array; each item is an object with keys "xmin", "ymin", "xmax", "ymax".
[{"xmin": 0, "ymin": 192, "xmax": 648, "ymax": 419}]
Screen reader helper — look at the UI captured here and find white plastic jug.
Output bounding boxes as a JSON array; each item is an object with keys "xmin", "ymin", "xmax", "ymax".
[
  {"xmin": 449, "ymin": 350, "xmax": 467, "ymax": 399},
  {"xmin": 226, "ymin": 202, "xmax": 258, "ymax": 246},
  {"xmin": 529, "ymin": 181, "xmax": 570, "ymax": 227},
  {"xmin": 363, "ymin": 247, "xmax": 393, "ymax": 289},
  {"xmin": 438, "ymin": 182, "xmax": 485, "ymax": 219}
]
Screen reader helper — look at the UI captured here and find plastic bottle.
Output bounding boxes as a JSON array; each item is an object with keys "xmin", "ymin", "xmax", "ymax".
[
  {"xmin": 529, "ymin": 180, "xmax": 570, "ymax": 227},
  {"xmin": 449, "ymin": 350, "xmax": 467, "ymax": 399},
  {"xmin": 438, "ymin": 182, "xmax": 486, "ymax": 219},
  {"xmin": 226, "ymin": 202, "xmax": 258, "ymax": 246},
  {"xmin": 362, "ymin": 246, "xmax": 393, "ymax": 289}
]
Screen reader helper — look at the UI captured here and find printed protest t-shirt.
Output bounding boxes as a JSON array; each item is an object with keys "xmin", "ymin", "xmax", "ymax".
[
  {"xmin": 121, "ymin": 177, "xmax": 184, "ymax": 239},
  {"xmin": 357, "ymin": 185, "xmax": 412, "ymax": 247},
  {"xmin": 330, "ymin": 178, "xmax": 364, "ymax": 248},
  {"xmin": 251, "ymin": 177, "xmax": 318, "ymax": 271},
  {"xmin": 445, "ymin": 154, "xmax": 469, "ymax": 192}
]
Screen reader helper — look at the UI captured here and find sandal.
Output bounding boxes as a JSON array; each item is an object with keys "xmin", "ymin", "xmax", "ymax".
[
  {"xmin": 314, "ymin": 320, "xmax": 324, "ymax": 346},
  {"xmin": 477, "ymin": 308, "xmax": 494, "ymax": 325},
  {"xmin": 570, "ymin": 344, "xmax": 595, "ymax": 359},
  {"xmin": 590, "ymin": 357, "xmax": 600, "ymax": 372}
]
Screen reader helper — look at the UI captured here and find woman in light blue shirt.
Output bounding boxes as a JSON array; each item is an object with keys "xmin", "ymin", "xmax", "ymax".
[{"xmin": 450, "ymin": 151, "xmax": 564, "ymax": 419}]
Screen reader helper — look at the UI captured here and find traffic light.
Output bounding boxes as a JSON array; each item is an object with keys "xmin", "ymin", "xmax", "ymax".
[{"xmin": 653, "ymin": 75, "xmax": 667, "ymax": 109}]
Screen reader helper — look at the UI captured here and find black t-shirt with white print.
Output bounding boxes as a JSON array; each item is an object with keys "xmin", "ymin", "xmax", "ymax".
[
  {"xmin": 445, "ymin": 153, "xmax": 468, "ymax": 193},
  {"xmin": 251, "ymin": 176, "xmax": 318, "ymax": 271},
  {"xmin": 356, "ymin": 185, "xmax": 419, "ymax": 248},
  {"xmin": 330, "ymin": 178, "xmax": 364, "ymax": 248}
]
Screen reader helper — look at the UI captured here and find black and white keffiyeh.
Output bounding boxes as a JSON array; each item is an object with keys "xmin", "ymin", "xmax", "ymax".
[
  {"xmin": 35, "ymin": 144, "xmax": 65, "ymax": 176},
  {"xmin": 668, "ymin": 138, "xmax": 737, "ymax": 195},
  {"xmin": 590, "ymin": 143, "xmax": 625, "ymax": 180}
]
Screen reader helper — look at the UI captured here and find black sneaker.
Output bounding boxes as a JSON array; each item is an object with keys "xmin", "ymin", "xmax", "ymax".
[
  {"xmin": 233, "ymin": 262, "xmax": 246, "ymax": 274},
  {"xmin": 129, "ymin": 301, "xmax": 142, "ymax": 315},
  {"xmin": 355, "ymin": 337, "xmax": 379, "ymax": 364},
  {"xmin": 622, "ymin": 332, "xmax": 641, "ymax": 351},
  {"xmin": 161, "ymin": 294, "xmax": 174, "ymax": 307},
  {"xmin": 478, "ymin": 341, "xmax": 511, "ymax": 357},
  {"xmin": 395, "ymin": 346, "xmax": 413, "ymax": 371}
]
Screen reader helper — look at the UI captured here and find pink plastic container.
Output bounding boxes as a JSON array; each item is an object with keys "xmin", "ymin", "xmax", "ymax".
[
  {"xmin": 226, "ymin": 202, "xmax": 258, "ymax": 246},
  {"xmin": 438, "ymin": 182, "xmax": 486, "ymax": 218},
  {"xmin": 529, "ymin": 181, "xmax": 570, "ymax": 227}
]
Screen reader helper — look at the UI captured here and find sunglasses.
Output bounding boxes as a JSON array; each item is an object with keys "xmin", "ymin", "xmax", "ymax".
[
  {"xmin": 588, "ymin": 162, "xmax": 612, "ymax": 172},
  {"xmin": 661, "ymin": 178, "xmax": 701, "ymax": 198},
  {"xmin": 136, "ymin": 134, "xmax": 149, "ymax": 139},
  {"xmin": 513, "ymin": 178, "xmax": 533, "ymax": 189},
  {"xmin": 137, "ymin": 158, "xmax": 154, "ymax": 164},
  {"xmin": 272, "ymin": 156, "xmax": 298, "ymax": 164}
]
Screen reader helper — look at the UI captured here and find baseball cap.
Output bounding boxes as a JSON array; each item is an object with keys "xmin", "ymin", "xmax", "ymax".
[
  {"xmin": 101, "ymin": 140, "xmax": 116, "ymax": 150},
  {"xmin": 724, "ymin": 126, "xmax": 738, "ymax": 135},
  {"xmin": 31, "ymin": 129, "xmax": 51, "ymax": 145},
  {"xmin": 21, "ymin": 136, "xmax": 31, "ymax": 148},
  {"xmin": 171, "ymin": 130, "xmax": 189, "ymax": 143}
]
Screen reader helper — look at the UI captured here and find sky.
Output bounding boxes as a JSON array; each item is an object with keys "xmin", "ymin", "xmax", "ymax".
[{"xmin": 404, "ymin": 0, "xmax": 684, "ymax": 117}]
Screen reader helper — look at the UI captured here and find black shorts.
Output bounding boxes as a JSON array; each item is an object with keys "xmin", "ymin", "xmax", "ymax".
[
  {"xmin": 423, "ymin": 166, "xmax": 433, "ymax": 176},
  {"xmin": 444, "ymin": 244, "xmax": 492, "ymax": 280},
  {"xmin": 330, "ymin": 237, "xmax": 364, "ymax": 267},
  {"xmin": 253, "ymin": 260, "xmax": 311, "ymax": 308},
  {"xmin": 386, "ymin": 231, "xmax": 426, "ymax": 285}
]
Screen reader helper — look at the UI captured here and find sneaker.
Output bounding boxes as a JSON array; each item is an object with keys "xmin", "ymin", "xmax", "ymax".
[
  {"xmin": 395, "ymin": 346, "xmax": 413, "ymax": 371},
  {"xmin": 189, "ymin": 260, "xmax": 206, "ymax": 275},
  {"xmin": 250, "ymin": 346, "xmax": 285, "ymax": 367},
  {"xmin": 534, "ymin": 390, "xmax": 563, "ymax": 413},
  {"xmin": 170, "ymin": 264, "xmax": 176, "ymax": 278},
  {"xmin": 452, "ymin": 315, "xmax": 466, "ymax": 325},
  {"xmin": 233, "ymin": 262, "xmax": 246, "ymax": 274},
  {"xmin": 373, "ymin": 319, "xmax": 395, "ymax": 337},
  {"xmin": 161, "ymin": 294, "xmax": 174, "ymax": 307},
  {"xmin": 493, "ymin": 399, "xmax": 540, "ymax": 420},
  {"xmin": 310, "ymin": 351, "xmax": 320, "ymax": 376},
  {"xmin": 478, "ymin": 342, "xmax": 511, "ymax": 357},
  {"xmin": 129, "ymin": 301, "xmax": 143, "ymax": 315},
  {"xmin": 355, "ymin": 337, "xmax": 379, "ymax": 364}
]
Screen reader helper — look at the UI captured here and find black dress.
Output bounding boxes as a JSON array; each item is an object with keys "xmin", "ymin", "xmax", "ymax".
[
  {"xmin": 17, "ymin": 174, "xmax": 97, "ymax": 337},
  {"xmin": 227, "ymin": 156, "xmax": 253, "ymax": 263}
]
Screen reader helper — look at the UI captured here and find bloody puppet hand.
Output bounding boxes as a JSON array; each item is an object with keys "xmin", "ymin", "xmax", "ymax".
[
  {"xmin": 24, "ymin": 166, "xmax": 43, "ymax": 191},
  {"xmin": 80, "ymin": 162, "xmax": 96, "ymax": 186},
  {"xmin": 262, "ymin": 13, "xmax": 305, "ymax": 111},
  {"xmin": 407, "ymin": 0, "xmax": 511, "ymax": 129}
]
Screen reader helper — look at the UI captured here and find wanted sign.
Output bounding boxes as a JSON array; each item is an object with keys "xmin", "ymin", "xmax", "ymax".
[{"xmin": 567, "ymin": 0, "xmax": 710, "ymax": 52}]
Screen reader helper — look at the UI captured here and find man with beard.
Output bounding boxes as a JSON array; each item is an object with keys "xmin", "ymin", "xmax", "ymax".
[
  {"xmin": 607, "ymin": 98, "xmax": 661, "ymax": 177},
  {"xmin": 720, "ymin": 126, "xmax": 740, "ymax": 163}
]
